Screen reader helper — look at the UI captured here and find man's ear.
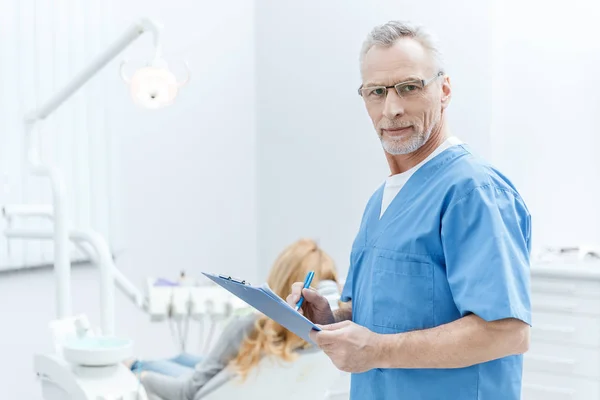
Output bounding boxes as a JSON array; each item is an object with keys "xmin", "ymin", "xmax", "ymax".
[{"xmin": 441, "ymin": 75, "xmax": 452, "ymax": 110}]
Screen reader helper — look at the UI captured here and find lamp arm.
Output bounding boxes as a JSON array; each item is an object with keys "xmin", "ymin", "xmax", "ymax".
[
  {"xmin": 25, "ymin": 18, "xmax": 163, "ymax": 123},
  {"xmin": 139, "ymin": 18, "xmax": 163, "ymax": 62},
  {"xmin": 20, "ymin": 17, "xmax": 163, "ymax": 327}
]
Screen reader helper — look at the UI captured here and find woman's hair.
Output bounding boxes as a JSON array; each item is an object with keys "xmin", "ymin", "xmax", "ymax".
[{"xmin": 228, "ymin": 238, "xmax": 338, "ymax": 380}]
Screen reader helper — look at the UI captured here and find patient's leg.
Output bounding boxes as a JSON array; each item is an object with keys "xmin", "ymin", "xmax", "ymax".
[
  {"xmin": 131, "ymin": 359, "xmax": 194, "ymax": 378},
  {"xmin": 168, "ymin": 353, "xmax": 203, "ymax": 368}
]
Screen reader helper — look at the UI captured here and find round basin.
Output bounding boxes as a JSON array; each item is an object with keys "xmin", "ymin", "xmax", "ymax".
[{"xmin": 63, "ymin": 336, "xmax": 133, "ymax": 366}]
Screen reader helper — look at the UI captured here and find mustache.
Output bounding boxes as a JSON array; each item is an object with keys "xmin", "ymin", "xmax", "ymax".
[{"xmin": 378, "ymin": 121, "xmax": 413, "ymax": 130}]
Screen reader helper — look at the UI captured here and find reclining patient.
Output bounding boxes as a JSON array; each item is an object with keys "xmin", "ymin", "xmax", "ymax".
[{"xmin": 128, "ymin": 238, "xmax": 339, "ymax": 400}]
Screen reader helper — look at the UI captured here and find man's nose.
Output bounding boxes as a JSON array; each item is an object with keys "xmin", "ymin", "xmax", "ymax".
[{"xmin": 382, "ymin": 90, "xmax": 405, "ymax": 120}]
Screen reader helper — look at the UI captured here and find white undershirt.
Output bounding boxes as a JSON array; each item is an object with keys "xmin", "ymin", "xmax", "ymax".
[{"xmin": 380, "ymin": 136, "xmax": 463, "ymax": 218}]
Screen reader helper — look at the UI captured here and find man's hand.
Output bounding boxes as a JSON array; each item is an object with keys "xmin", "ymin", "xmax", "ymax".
[
  {"xmin": 309, "ymin": 320, "xmax": 381, "ymax": 373},
  {"xmin": 286, "ymin": 282, "xmax": 335, "ymax": 325}
]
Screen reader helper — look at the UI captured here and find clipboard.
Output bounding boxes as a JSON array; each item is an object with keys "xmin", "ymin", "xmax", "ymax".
[{"xmin": 202, "ymin": 272, "xmax": 321, "ymax": 344}]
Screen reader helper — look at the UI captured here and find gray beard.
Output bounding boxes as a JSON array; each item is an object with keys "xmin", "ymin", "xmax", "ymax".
[{"xmin": 381, "ymin": 116, "xmax": 440, "ymax": 155}]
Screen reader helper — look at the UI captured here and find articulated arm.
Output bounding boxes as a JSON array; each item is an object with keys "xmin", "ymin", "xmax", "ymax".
[{"xmin": 18, "ymin": 18, "xmax": 163, "ymax": 335}]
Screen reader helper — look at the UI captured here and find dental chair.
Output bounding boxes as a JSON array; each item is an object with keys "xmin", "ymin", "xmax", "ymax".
[
  {"xmin": 147, "ymin": 348, "xmax": 350, "ymax": 400},
  {"xmin": 200, "ymin": 348, "xmax": 349, "ymax": 400}
]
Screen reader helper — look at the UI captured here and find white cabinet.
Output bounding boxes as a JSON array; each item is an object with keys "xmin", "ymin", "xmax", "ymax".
[{"xmin": 524, "ymin": 261, "xmax": 600, "ymax": 399}]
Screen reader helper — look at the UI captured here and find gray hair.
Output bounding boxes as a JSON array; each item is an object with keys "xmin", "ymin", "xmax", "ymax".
[{"xmin": 359, "ymin": 21, "xmax": 444, "ymax": 74}]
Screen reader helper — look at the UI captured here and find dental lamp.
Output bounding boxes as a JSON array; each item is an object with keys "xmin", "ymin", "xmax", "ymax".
[
  {"xmin": 4, "ymin": 18, "xmax": 190, "ymax": 337},
  {"xmin": 121, "ymin": 57, "xmax": 189, "ymax": 109}
]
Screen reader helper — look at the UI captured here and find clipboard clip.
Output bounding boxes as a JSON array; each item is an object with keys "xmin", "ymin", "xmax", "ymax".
[{"xmin": 218, "ymin": 274, "xmax": 250, "ymax": 285}]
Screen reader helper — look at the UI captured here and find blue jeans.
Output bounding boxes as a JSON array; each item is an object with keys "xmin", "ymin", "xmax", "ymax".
[{"xmin": 132, "ymin": 353, "xmax": 204, "ymax": 377}]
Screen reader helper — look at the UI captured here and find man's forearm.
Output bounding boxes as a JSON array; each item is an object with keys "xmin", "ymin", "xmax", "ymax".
[
  {"xmin": 376, "ymin": 314, "xmax": 530, "ymax": 369},
  {"xmin": 333, "ymin": 302, "xmax": 352, "ymax": 323}
]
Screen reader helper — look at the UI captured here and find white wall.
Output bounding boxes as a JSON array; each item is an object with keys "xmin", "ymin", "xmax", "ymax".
[
  {"xmin": 0, "ymin": 0, "xmax": 112, "ymax": 271},
  {"xmin": 0, "ymin": 0, "xmax": 255, "ymax": 398},
  {"xmin": 490, "ymin": 0, "xmax": 600, "ymax": 250},
  {"xmin": 255, "ymin": 0, "xmax": 493, "ymax": 279}
]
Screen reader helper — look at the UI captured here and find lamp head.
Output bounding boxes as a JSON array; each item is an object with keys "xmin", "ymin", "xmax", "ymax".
[{"xmin": 120, "ymin": 58, "xmax": 190, "ymax": 109}]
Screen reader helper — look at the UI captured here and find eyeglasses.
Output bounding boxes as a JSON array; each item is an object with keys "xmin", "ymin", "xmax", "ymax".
[{"xmin": 358, "ymin": 71, "xmax": 444, "ymax": 104}]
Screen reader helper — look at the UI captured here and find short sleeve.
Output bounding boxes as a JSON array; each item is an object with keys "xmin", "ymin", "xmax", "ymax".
[
  {"xmin": 441, "ymin": 184, "xmax": 532, "ymax": 325},
  {"xmin": 340, "ymin": 262, "xmax": 354, "ymax": 302}
]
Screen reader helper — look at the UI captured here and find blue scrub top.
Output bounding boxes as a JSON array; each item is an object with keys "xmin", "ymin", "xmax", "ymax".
[{"xmin": 341, "ymin": 144, "xmax": 532, "ymax": 400}]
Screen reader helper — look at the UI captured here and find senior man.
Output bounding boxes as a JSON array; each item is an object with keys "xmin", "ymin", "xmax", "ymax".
[{"xmin": 287, "ymin": 21, "xmax": 531, "ymax": 399}]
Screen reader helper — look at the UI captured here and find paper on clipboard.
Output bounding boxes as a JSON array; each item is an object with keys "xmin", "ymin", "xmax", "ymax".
[{"xmin": 201, "ymin": 272, "xmax": 321, "ymax": 344}]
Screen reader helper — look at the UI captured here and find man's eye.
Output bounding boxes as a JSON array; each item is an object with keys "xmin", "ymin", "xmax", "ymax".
[
  {"xmin": 399, "ymin": 84, "xmax": 420, "ymax": 93},
  {"xmin": 370, "ymin": 88, "xmax": 386, "ymax": 96}
]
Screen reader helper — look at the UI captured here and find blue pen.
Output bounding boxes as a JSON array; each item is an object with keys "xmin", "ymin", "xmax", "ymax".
[{"xmin": 295, "ymin": 271, "xmax": 315, "ymax": 311}]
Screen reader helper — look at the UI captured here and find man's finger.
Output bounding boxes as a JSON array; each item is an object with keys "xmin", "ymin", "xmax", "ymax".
[
  {"xmin": 291, "ymin": 282, "xmax": 304, "ymax": 294},
  {"xmin": 286, "ymin": 295, "xmax": 305, "ymax": 314},
  {"xmin": 287, "ymin": 282, "xmax": 305, "ymax": 305},
  {"xmin": 309, "ymin": 329, "xmax": 319, "ymax": 344},
  {"xmin": 286, "ymin": 293, "xmax": 297, "ymax": 305},
  {"xmin": 311, "ymin": 329, "xmax": 339, "ymax": 346},
  {"xmin": 317, "ymin": 320, "xmax": 352, "ymax": 331},
  {"xmin": 301, "ymin": 287, "xmax": 322, "ymax": 301}
]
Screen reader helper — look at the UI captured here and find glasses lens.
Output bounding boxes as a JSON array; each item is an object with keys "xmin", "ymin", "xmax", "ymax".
[
  {"xmin": 396, "ymin": 81, "xmax": 424, "ymax": 96},
  {"xmin": 361, "ymin": 86, "xmax": 386, "ymax": 102}
]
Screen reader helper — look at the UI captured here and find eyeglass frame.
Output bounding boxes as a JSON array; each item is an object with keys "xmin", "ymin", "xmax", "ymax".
[{"xmin": 357, "ymin": 70, "xmax": 445, "ymax": 100}]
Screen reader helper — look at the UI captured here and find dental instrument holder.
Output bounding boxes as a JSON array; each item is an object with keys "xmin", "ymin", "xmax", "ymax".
[
  {"xmin": 533, "ymin": 245, "xmax": 600, "ymax": 264},
  {"xmin": 146, "ymin": 276, "xmax": 250, "ymax": 321}
]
